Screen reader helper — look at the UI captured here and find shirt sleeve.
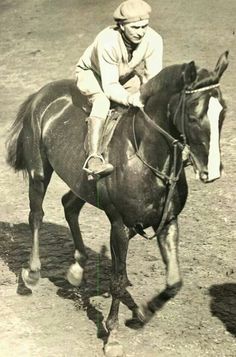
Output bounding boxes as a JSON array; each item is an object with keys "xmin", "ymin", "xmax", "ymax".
[
  {"xmin": 143, "ymin": 34, "xmax": 163, "ymax": 83},
  {"xmin": 96, "ymin": 41, "xmax": 129, "ymax": 105}
]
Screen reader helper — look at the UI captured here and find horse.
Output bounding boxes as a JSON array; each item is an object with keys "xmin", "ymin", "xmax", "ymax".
[{"xmin": 6, "ymin": 51, "xmax": 228, "ymax": 356}]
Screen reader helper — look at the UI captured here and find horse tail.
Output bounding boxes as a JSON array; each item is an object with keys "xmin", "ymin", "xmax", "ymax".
[{"xmin": 6, "ymin": 92, "xmax": 36, "ymax": 174}]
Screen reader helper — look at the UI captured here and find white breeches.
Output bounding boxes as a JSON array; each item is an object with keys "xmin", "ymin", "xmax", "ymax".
[{"xmin": 76, "ymin": 69, "xmax": 140, "ymax": 120}]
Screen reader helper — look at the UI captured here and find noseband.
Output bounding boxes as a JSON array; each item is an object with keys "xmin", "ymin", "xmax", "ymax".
[{"xmin": 133, "ymin": 82, "xmax": 220, "ymax": 240}]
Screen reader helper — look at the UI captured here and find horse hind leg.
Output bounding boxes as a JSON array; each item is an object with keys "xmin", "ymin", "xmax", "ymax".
[
  {"xmin": 22, "ymin": 163, "xmax": 53, "ymax": 288},
  {"xmin": 61, "ymin": 191, "xmax": 87, "ymax": 286}
]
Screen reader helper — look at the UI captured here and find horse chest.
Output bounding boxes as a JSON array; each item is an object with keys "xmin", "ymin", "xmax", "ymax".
[{"xmin": 107, "ymin": 163, "xmax": 169, "ymax": 227}]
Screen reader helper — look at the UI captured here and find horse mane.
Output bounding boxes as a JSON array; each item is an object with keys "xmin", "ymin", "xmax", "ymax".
[{"xmin": 140, "ymin": 62, "xmax": 222, "ymax": 104}]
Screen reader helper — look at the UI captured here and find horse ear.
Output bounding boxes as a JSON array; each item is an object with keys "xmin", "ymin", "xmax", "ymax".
[
  {"xmin": 214, "ymin": 51, "xmax": 229, "ymax": 80},
  {"xmin": 183, "ymin": 61, "xmax": 197, "ymax": 85}
]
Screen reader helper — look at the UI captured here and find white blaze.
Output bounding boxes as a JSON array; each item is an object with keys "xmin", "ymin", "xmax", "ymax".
[{"xmin": 207, "ymin": 97, "xmax": 223, "ymax": 181}]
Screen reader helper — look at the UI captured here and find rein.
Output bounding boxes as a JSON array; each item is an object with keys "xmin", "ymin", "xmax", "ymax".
[
  {"xmin": 132, "ymin": 109, "xmax": 184, "ymax": 184},
  {"xmin": 132, "ymin": 103, "xmax": 185, "ymax": 240},
  {"xmin": 132, "ymin": 82, "xmax": 220, "ymax": 240}
]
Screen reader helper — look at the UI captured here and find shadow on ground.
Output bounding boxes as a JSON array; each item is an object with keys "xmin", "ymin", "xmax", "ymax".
[
  {"xmin": 0, "ymin": 220, "xmax": 111, "ymax": 339},
  {"xmin": 0, "ymin": 220, "xmax": 179, "ymax": 339},
  {"xmin": 209, "ymin": 283, "xmax": 236, "ymax": 337}
]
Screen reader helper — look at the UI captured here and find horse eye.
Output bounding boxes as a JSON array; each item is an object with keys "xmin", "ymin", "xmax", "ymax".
[{"xmin": 188, "ymin": 115, "xmax": 198, "ymax": 123}]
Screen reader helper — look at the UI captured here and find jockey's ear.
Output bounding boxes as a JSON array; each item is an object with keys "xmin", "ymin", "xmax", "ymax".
[
  {"xmin": 214, "ymin": 51, "xmax": 229, "ymax": 80},
  {"xmin": 183, "ymin": 61, "xmax": 197, "ymax": 86}
]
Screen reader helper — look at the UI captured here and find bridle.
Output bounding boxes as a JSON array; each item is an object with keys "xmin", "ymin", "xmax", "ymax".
[{"xmin": 132, "ymin": 83, "xmax": 220, "ymax": 240}]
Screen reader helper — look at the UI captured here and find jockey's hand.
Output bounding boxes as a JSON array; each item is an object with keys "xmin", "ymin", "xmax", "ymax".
[{"xmin": 128, "ymin": 91, "xmax": 144, "ymax": 108}]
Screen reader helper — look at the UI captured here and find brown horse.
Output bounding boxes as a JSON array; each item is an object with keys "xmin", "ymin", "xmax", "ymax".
[{"xmin": 6, "ymin": 51, "xmax": 228, "ymax": 356}]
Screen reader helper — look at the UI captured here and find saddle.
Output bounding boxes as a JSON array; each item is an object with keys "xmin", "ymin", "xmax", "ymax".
[{"xmin": 83, "ymin": 103, "xmax": 128, "ymax": 155}]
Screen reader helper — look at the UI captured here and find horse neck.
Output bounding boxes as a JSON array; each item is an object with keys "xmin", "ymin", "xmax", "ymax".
[
  {"xmin": 140, "ymin": 64, "xmax": 186, "ymax": 106},
  {"xmin": 133, "ymin": 65, "xmax": 187, "ymax": 171},
  {"xmin": 133, "ymin": 109, "xmax": 173, "ymax": 173},
  {"xmin": 140, "ymin": 64, "xmax": 188, "ymax": 138}
]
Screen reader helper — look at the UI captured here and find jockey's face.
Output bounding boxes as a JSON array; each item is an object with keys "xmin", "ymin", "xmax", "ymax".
[{"xmin": 120, "ymin": 19, "xmax": 149, "ymax": 44}]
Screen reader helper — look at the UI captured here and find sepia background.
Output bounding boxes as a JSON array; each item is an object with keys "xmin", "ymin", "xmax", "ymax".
[{"xmin": 0, "ymin": 0, "xmax": 235, "ymax": 356}]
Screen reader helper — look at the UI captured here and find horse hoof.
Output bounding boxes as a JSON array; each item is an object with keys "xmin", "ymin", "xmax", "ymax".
[
  {"xmin": 125, "ymin": 307, "xmax": 146, "ymax": 329},
  {"xmin": 21, "ymin": 268, "xmax": 40, "ymax": 289},
  {"xmin": 66, "ymin": 262, "xmax": 83, "ymax": 286},
  {"xmin": 104, "ymin": 341, "xmax": 125, "ymax": 357}
]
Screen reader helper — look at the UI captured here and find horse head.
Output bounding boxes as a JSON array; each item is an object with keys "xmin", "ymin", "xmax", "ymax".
[{"xmin": 168, "ymin": 51, "xmax": 229, "ymax": 183}]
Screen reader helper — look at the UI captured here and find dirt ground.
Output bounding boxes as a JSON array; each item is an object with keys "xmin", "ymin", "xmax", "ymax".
[{"xmin": 0, "ymin": 0, "xmax": 235, "ymax": 356}]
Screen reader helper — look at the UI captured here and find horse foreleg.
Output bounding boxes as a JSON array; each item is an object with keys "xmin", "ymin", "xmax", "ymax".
[
  {"xmin": 104, "ymin": 214, "xmax": 130, "ymax": 357},
  {"xmin": 22, "ymin": 172, "xmax": 52, "ymax": 288},
  {"xmin": 156, "ymin": 219, "xmax": 182, "ymax": 294},
  {"xmin": 62, "ymin": 191, "xmax": 87, "ymax": 286}
]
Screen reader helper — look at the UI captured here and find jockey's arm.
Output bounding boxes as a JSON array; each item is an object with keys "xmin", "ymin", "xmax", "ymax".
[
  {"xmin": 97, "ymin": 44, "xmax": 131, "ymax": 106},
  {"xmin": 142, "ymin": 32, "xmax": 163, "ymax": 83}
]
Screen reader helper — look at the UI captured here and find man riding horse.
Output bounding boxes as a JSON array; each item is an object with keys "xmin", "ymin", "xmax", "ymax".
[{"xmin": 76, "ymin": 0, "xmax": 163, "ymax": 178}]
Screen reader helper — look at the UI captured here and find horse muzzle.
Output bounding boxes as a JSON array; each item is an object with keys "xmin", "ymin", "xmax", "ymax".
[
  {"xmin": 195, "ymin": 169, "xmax": 221, "ymax": 183},
  {"xmin": 190, "ymin": 152, "xmax": 222, "ymax": 183}
]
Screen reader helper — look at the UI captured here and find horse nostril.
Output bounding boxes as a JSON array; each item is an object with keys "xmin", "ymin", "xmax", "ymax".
[{"xmin": 200, "ymin": 171, "xmax": 208, "ymax": 182}]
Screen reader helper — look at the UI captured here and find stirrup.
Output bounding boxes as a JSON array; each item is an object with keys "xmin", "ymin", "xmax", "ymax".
[
  {"xmin": 82, "ymin": 154, "xmax": 105, "ymax": 174},
  {"xmin": 83, "ymin": 154, "xmax": 113, "ymax": 180}
]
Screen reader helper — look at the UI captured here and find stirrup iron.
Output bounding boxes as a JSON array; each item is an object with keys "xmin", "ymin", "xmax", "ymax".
[{"xmin": 82, "ymin": 154, "xmax": 105, "ymax": 174}]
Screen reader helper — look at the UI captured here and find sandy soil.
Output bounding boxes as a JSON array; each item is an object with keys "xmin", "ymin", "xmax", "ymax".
[{"xmin": 0, "ymin": 0, "xmax": 235, "ymax": 356}]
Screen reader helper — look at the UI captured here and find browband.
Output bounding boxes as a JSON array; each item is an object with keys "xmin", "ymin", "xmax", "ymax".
[{"xmin": 185, "ymin": 83, "xmax": 220, "ymax": 94}]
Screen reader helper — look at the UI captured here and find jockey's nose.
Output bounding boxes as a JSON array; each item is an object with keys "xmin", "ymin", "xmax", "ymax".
[
  {"xmin": 135, "ymin": 27, "xmax": 145, "ymax": 38},
  {"xmin": 138, "ymin": 28, "xmax": 145, "ymax": 37}
]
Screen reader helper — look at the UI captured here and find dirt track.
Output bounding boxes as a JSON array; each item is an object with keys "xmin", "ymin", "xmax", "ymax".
[{"xmin": 0, "ymin": 0, "xmax": 236, "ymax": 356}]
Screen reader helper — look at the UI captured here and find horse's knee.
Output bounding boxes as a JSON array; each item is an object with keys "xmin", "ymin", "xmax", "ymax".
[
  {"xmin": 28, "ymin": 209, "xmax": 44, "ymax": 228},
  {"xmin": 110, "ymin": 274, "xmax": 130, "ymax": 297}
]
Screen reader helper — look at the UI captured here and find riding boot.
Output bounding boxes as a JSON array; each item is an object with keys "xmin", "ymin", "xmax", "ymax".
[{"xmin": 83, "ymin": 116, "xmax": 114, "ymax": 178}]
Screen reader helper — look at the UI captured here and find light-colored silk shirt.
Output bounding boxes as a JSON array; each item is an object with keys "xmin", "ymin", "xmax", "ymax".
[{"xmin": 76, "ymin": 26, "xmax": 163, "ymax": 105}]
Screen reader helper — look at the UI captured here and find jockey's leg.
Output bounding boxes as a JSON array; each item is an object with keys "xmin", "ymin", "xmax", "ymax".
[
  {"xmin": 84, "ymin": 113, "xmax": 114, "ymax": 178},
  {"xmin": 76, "ymin": 69, "xmax": 114, "ymax": 178}
]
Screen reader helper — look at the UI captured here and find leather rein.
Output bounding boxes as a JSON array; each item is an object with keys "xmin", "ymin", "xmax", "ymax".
[{"xmin": 132, "ymin": 83, "xmax": 220, "ymax": 240}]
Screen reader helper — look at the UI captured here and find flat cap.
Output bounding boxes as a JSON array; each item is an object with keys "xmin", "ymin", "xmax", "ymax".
[{"xmin": 113, "ymin": 0, "xmax": 152, "ymax": 24}]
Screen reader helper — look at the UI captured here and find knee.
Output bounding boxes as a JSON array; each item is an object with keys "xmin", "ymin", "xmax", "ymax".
[
  {"xmin": 90, "ymin": 93, "xmax": 110, "ymax": 119},
  {"xmin": 92, "ymin": 93, "xmax": 110, "ymax": 111}
]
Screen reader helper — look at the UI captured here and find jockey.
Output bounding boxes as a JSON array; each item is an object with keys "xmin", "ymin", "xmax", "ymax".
[{"xmin": 76, "ymin": 0, "xmax": 163, "ymax": 178}]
